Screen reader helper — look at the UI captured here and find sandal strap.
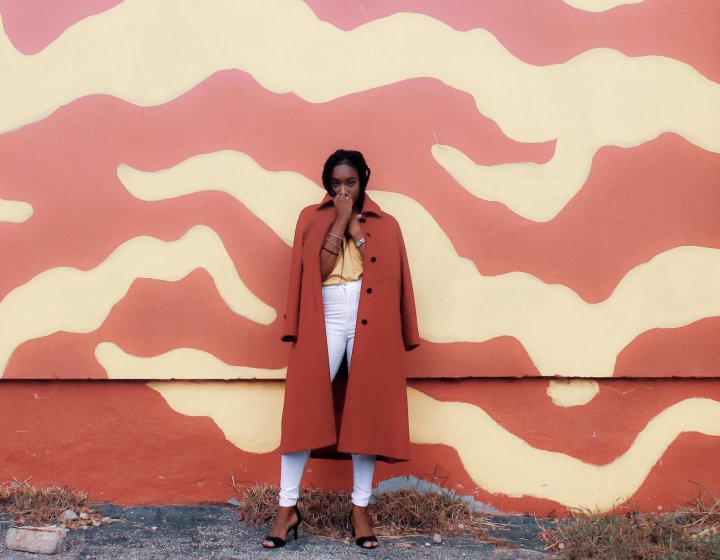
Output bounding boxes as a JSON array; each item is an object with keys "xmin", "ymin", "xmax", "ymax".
[
  {"xmin": 355, "ymin": 535, "xmax": 379, "ymax": 547},
  {"xmin": 262, "ymin": 535, "xmax": 286, "ymax": 548}
]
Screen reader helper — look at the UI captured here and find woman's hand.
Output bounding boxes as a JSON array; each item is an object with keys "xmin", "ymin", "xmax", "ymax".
[
  {"xmin": 348, "ymin": 213, "xmax": 364, "ymax": 241},
  {"xmin": 320, "ymin": 192, "xmax": 352, "ymax": 281},
  {"xmin": 333, "ymin": 191, "xmax": 353, "ymax": 225},
  {"xmin": 348, "ymin": 213, "xmax": 366, "ymax": 259}
]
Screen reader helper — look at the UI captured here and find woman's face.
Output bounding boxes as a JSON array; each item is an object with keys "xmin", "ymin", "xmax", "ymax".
[{"xmin": 330, "ymin": 163, "xmax": 361, "ymax": 208}]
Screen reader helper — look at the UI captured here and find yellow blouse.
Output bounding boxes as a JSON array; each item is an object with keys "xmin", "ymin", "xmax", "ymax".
[{"xmin": 322, "ymin": 236, "xmax": 364, "ymax": 285}]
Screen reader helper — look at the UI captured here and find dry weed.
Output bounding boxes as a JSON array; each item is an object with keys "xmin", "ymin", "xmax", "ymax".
[
  {"xmin": 236, "ymin": 482, "xmax": 509, "ymax": 545},
  {"xmin": 540, "ymin": 489, "xmax": 720, "ymax": 559},
  {"xmin": 0, "ymin": 478, "xmax": 103, "ymax": 528}
]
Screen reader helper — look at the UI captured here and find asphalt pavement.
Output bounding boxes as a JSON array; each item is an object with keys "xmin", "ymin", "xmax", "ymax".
[{"xmin": 0, "ymin": 503, "xmax": 553, "ymax": 559}]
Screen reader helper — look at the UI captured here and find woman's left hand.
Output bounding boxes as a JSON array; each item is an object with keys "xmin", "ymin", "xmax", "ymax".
[{"xmin": 348, "ymin": 213, "xmax": 364, "ymax": 241}]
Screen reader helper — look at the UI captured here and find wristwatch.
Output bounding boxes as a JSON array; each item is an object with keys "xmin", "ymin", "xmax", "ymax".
[{"xmin": 355, "ymin": 238, "xmax": 366, "ymax": 247}]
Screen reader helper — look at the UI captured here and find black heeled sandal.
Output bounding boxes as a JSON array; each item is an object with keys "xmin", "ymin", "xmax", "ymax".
[
  {"xmin": 348, "ymin": 508, "xmax": 380, "ymax": 549},
  {"xmin": 262, "ymin": 505, "xmax": 302, "ymax": 549}
]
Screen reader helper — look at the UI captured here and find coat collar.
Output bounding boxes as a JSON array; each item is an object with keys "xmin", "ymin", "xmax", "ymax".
[{"xmin": 316, "ymin": 191, "xmax": 383, "ymax": 217}]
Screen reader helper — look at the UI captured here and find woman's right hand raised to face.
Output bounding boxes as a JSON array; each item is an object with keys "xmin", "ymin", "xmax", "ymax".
[{"xmin": 333, "ymin": 189, "xmax": 354, "ymax": 225}]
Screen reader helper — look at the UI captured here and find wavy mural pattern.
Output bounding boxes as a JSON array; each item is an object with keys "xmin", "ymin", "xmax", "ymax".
[
  {"xmin": 118, "ymin": 152, "xmax": 720, "ymax": 377},
  {"xmin": 1, "ymin": 0, "xmax": 719, "ymax": 514},
  {"xmin": 146, "ymin": 381, "xmax": 720, "ymax": 511},
  {"xmin": 408, "ymin": 388, "xmax": 720, "ymax": 510},
  {"xmin": 0, "ymin": 225, "xmax": 275, "ymax": 375},
  {"xmin": 2, "ymin": 1, "xmax": 719, "ymax": 221},
  {"xmin": 148, "ymin": 381, "xmax": 284, "ymax": 454},
  {"xmin": 2, "ymin": 55, "xmax": 717, "ymax": 307},
  {"xmin": 305, "ymin": 0, "xmax": 720, "ymax": 86}
]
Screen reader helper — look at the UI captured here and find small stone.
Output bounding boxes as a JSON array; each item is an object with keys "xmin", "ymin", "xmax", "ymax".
[
  {"xmin": 558, "ymin": 542, "xmax": 565, "ymax": 550},
  {"xmin": 425, "ymin": 542, "xmax": 431, "ymax": 547},
  {"xmin": 227, "ymin": 498, "xmax": 242, "ymax": 507},
  {"xmin": 92, "ymin": 520, "xmax": 101, "ymax": 527},
  {"xmin": 62, "ymin": 510, "xmax": 78, "ymax": 521},
  {"xmin": 433, "ymin": 533, "xmax": 442, "ymax": 544},
  {"xmin": 457, "ymin": 523, "xmax": 465, "ymax": 530},
  {"xmin": 101, "ymin": 517, "xmax": 113, "ymax": 524},
  {"xmin": 79, "ymin": 512, "xmax": 89, "ymax": 520},
  {"xmin": 5, "ymin": 526, "xmax": 69, "ymax": 554}
]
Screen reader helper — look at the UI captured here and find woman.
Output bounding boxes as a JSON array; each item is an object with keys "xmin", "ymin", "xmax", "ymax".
[{"xmin": 262, "ymin": 149, "xmax": 420, "ymax": 549}]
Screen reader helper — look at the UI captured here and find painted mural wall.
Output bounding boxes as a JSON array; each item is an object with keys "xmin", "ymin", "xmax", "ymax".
[{"xmin": 1, "ymin": 0, "xmax": 719, "ymax": 514}]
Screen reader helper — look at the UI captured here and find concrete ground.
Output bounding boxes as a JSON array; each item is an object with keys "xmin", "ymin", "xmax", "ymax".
[{"xmin": 0, "ymin": 503, "xmax": 553, "ymax": 559}]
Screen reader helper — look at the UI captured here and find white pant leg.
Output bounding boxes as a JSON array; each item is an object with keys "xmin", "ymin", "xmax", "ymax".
[
  {"xmin": 279, "ymin": 281, "xmax": 374, "ymax": 507},
  {"xmin": 277, "ymin": 284, "xmax": 347, "ymax": 507},
  {"xmin": 277, "ymin": 285, "xmax": 347, "ymax": 507},
  {"xmin": 279, "ymin": 450, "xmax": 310, "ymax": 507},
  {"xmin": 351, "ymin": 453, "xmax": 376, "ymax": 506},
  {"xmin": 323, "ymin": 279, "xmax": 362, "ymax": 380},
  {"xmin": 344, "ymin": 289, "xmax": 357, "ymax": 371},
  {"xmin": 339, "ymin": 282, "xmax": 376, "ymax": 506},
  {"xmin": 323, "ymin": 283, "xmax": 349, "ymax": 382}
]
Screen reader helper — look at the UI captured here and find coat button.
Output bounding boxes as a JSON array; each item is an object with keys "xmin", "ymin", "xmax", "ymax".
[
  {"xmin": 361, "ymin": 319, "xmax": 368, "ymax": 325},
  {"xmin": 366, "ymin": 288, "xmax": 373, "ymax": 294},
  {"xmin": 370, "ymin": 256, "xmax": 376, "ymax": 262}
]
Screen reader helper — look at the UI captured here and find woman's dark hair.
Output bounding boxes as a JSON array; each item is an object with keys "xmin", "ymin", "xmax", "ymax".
[{"xmin": 322, "ymin": 149, "xmax": 371, "ymax": 210}]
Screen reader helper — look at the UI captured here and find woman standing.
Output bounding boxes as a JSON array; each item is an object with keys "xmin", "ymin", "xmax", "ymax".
[{"xmin": 262, "ymin": 149, "xmax": 420, "ymax": 549}]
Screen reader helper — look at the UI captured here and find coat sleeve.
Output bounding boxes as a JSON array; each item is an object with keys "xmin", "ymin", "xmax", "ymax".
[
  {"xmin": 397, "ymin": 221, "xmax": 421, "ymax": 351},
  {"xmin": 280, "ymin": 209, "xmax": 306, "ymax": 342}
]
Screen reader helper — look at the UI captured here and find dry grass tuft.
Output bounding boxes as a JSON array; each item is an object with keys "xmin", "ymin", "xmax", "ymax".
[
  {"xmin": 540, "ymin": 488, "xmax": 720, "ymax": 559},
  {"xmin": 0, "ymin": 478, "xmax": 104, "ymax": 528},
  {"xmin": 237, "ymin": 482, "xmax": 509, "ymax": 544}
]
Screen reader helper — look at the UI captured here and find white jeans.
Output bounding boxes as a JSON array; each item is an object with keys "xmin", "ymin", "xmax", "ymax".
[{"xmin": 279, "ymin": 280, "xmax": 376, "ymax": 507}]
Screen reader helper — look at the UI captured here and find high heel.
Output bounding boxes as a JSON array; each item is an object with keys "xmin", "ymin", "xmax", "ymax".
[
  {"xmin": 261, "ymin": 505, "xmax": 302, "ymax": 549},
  {"xmin": 348, "ymin": 508, "xmax": 379, "ymax": 549}
]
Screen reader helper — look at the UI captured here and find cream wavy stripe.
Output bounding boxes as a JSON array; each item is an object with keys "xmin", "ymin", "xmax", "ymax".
[
  {"xmin": 117, "ymin": 151, "xmax": 319, "ymax": 245},
  {"xmin": 0, "ymin": 225, "xmax": 275, "ymax": 376},
  {"xmin": 432, "ymin": 46, "xmax": 720, "ymax": 221},
  {"xmin": 547, "ymin": 379, "xmax": 599, "ymax": 407},
  {"xmin": 96, "ymin": 341, "xmax": 286, "ymax": 380},
  {"xmin": 0, "ymin": 199, "xmax": 33, "ymax": 223},
  {"xmin": 118, "ymin": 151, "xmax": 720, "ymax": 378},
  {"xmin": 407, "ymin": 388, "xmax": 720, "ymax": 510},
  {"xmin": 148, "ymin": 381, "xmax": 720, "ymax": 511},
  {"xmin": 562, "ymin": 0, "xmax": 644, "ymax": 12},
  {"xmin": 2, "ymin": 1, "xmax": 719, "ymax": 221},
  {"xmin": 383, "ymin": 193, "xmax": 720, "ymax": 378},
  {"xmin": 148, "ymin": 381, "xmax": 285, "ymax": 454}
]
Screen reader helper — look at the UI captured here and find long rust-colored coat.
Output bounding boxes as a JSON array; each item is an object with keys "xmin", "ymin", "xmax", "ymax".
[{"xmin": 279, "ymin": 192, "xmax": 420, "ymax": 462}]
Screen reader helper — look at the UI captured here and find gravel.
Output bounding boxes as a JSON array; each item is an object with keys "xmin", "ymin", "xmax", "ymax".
[{"xmin": 0, "ymin": 504, "xmax": 551, "ymax": 559}]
